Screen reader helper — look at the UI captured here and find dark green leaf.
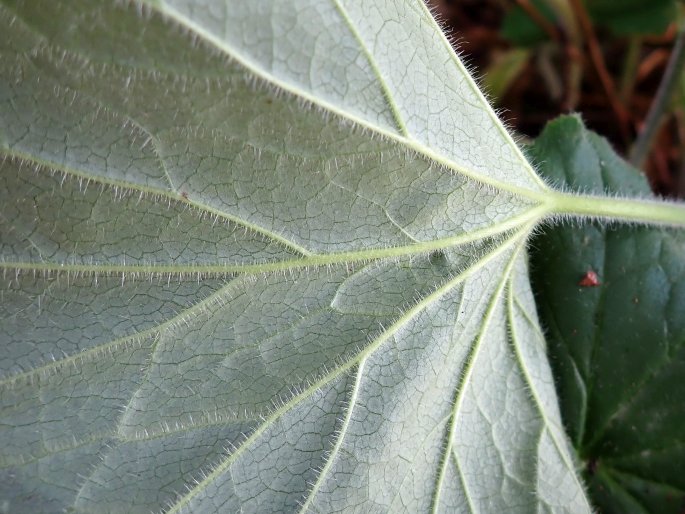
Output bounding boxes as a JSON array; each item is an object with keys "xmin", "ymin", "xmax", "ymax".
[{"xmin": 530, "ymin": 115, "xmax": 685, "ymax": 514}]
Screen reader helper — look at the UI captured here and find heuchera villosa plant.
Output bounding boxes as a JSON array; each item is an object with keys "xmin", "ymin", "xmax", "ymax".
[{"xmin": 0, "ymin": 1, "xmax": 683, "ymax": 513}]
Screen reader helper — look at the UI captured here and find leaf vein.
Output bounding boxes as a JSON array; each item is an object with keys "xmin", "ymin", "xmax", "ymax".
[
  {"xmin": 297, "ymin": 359, "xmax": 366, "ymax": 514},
  {"xmin": 163, "ymin": 229, "xmax": 530, "ymax": 513},
  {"xmin": 508, "ymin": 282, "xmax": 592, "ymax": 511},
  {"xmin": 431, "ymin": 237, "xmax": 523, "ymax": 513},
  {"xmin": 138, "ymin": 0, "xmax": 551, "ymax": 201}
]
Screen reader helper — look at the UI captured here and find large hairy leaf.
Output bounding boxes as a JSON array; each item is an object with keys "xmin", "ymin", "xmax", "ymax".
[{"xmin": 0, "ymin": 1, "xmax": 597, "ymax": 512}]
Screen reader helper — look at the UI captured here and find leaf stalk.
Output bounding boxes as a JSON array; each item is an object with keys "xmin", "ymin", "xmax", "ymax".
[{"xmin": 548, "ymin": 191, "xmax": 685, "ymax": 227}]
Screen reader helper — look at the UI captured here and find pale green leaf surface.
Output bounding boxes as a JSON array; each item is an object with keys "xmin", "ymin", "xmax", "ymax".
[{"xmin": 0, "ymin": 1, "xmax": 589, "ymax": 512}]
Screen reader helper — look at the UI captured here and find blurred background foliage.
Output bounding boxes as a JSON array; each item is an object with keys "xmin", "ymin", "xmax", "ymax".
[{"xmin": 429, "ymin": 0, "xmax": 685, "ymax": 198}]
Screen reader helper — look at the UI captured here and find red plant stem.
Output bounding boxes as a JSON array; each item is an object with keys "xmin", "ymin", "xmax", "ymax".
[
  {"xmin": 514, "ymin": 0, "xmax": 560, "ymax": 42},
  {"xmin": 513, "ymin": 0, "xmax": 581, "ymax": 110},
  {"xmin": 568, "ymin": 0, "xmax": 631, "ymax": 140}
]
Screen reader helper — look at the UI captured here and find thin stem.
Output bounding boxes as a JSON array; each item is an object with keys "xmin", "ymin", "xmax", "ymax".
[
  {"xmin": 569, "ymin": 0, "xmax": 631, "ymax": 141},
  {"xmin": 531, "ymin": 0, "xmax": 583, "ymax": 110},
  {"xmin": 514, "ymin": 0, "xmax": 560, "ymax": 42},
  {"xmin": 677, "ymin": 110, "xmax": 685, "ymax": 198},
  {"xmin": 562, "ymin": 43, "xmax": 583, "ymax": 111},
  {"xmin": 549, "ymin": 191, "xmax": 685, "ymax": 227},
  {"xmin": 619, "ymin": 36, "xmax": 642, "ymax": 103},
  {"xmin": 630, "ymin": 19, "xmax": 685, "ymax": 168}
]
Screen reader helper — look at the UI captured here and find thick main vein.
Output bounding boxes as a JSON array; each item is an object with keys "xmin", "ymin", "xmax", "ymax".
[
  {"xmin": 430, "ymin": 233, "xmax": 522, "ymax": 513},
  {"xmin": 1, "ymin": 205, "xmax": 549, "ymax": 276},
  {"xmin": 507, "ymin": 284, "xmax": 592, "ymax": 512},
  {"xmin": 163, "ymin": 226, "xmax": 532, "ymax": 513},
  {"xmin": 296, "ymin": 359, "xmax": 367, "ymax": 514}
]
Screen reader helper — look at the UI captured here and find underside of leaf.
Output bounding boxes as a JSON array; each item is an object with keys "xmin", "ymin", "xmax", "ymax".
[{"xmin": 0, "ymin": 1, "xmax": 591, "ymax": 512}]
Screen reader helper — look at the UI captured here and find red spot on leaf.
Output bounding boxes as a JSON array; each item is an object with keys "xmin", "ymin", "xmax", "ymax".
[
  {"xmin": 181, "ymin": 191, "xmax": 189, "ymax": 200},
  {"xmin": 578, "ymin": 270, "xmax": 600, "ymax": 287}
]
